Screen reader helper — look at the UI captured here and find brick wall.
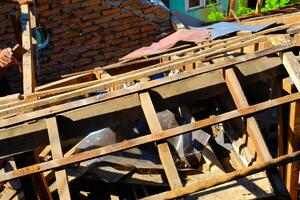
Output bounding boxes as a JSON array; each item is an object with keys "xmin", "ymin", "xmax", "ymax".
[{"xmin": 0, "ymin": 0, "xmax": 172, "ymax": 92}]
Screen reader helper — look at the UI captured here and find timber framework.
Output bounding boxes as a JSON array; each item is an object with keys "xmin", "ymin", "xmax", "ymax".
[{"xmin": 2, "ymin": 1, "xmax": 300, "ymax": 200}]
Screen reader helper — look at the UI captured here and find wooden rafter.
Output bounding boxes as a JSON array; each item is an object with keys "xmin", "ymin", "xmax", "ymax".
[
  {"xmin": 224, "ymin": 68, "xmax": 290, "ymax": 198},
  {"xmin": 140, "ymin": 92, "xmax": 183, "ymax": 190},
  {"xmin": 1, "ymin": 91, "xmax": 300, "ymax": 183},
  {"xmin": 46, "ymin": 117, "xmax": 71, "ymax": 200}
]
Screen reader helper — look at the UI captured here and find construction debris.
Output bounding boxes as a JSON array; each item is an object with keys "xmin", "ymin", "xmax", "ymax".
[{"xmin": 2, "ymin": 1, "xmax": 300, "ymax": 200}]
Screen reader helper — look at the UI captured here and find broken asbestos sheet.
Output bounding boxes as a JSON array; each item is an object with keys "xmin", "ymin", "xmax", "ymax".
[{"xmin": 122, "ymin": 29, "xmax": 211, "ymax": 60}]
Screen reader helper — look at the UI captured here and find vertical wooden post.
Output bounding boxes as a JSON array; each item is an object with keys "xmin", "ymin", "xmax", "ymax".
[
  {"xmin": 46, "ymin": 117, "xmax": 72, "ymax": 200},
  {"xmin": 285, "ymin": 101, "xmax": 300, "ymax": 200},
  {"xmin": 280, "ymin": 51, "xmax": 300, "ymax": 199},
  {"xmin": 20, "ymin": 4, "xmax": 36, "ymax": 96},
  {"xmin": 184, "ymin": 52, "xmax": 194, "ymax": 70},
  {"xmin": 20, "ymin": 5, "xmax": 49, "ymax": 198},
  {"xmin": 139, "ymin": 92, "xmax": 183, "ymax": 190},
  {"xmin": 256, "ymin": 0, "xmax": 264, "ymax": 14},
  {"xmin": 272, "ymin": 78, "xmax": 286, "ymax": 177},
  {"xmin": 229, "ymin": 0, "xmax": 236, "ymax": 18}
]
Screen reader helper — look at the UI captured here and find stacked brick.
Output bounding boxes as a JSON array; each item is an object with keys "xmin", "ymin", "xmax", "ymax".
[
  {"xmin": 0, "ymin": 3, "xmax": 21, "ymax": 91},
  {"xmin": 0, "ymin": 0, "xmax": 172, "ymax": 92}
]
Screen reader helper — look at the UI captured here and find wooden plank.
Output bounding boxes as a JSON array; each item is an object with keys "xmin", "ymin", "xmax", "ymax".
[
  {"xmin": 241, "ymin": 11, "xmax": 300, "ymax": 26},
  {"xmin": 255, "ymin": 0, "xmax": 264, "ymax": 14},
  {"xmin": 141, "ymin": 150, "xmax": 300, "ymax": 200},
  {"xmin": 271, "ymin": 78, "xmax": 285, "ymax": 177},
  {"xmin": 230, "ymin": 9, "xmax": 240, "ymax": 23},
  {"xmin": 228, "ymin": 0, "xmax": 236, "ymax": 18},
  {"xmin": 28, "ymin": 36, "xmax": 267, "ymax": 99},
  {"xmin": 0, "ymin": 94, "xmax": 21, "ymax": 105},
  {"xmin": 35, "ymin": 72, "xmax": 96, "ymax": 92},
  {"xmin": 31, "ymin": 154, "xmax": 53, "ymax": 200},
  {"xmin": 225, "ymin": 68, "xmax": 271, "ymax": 161},
  {"xmin": 139, "ymin": 92, "xmax": 182, "ymax": 190},
  {"xmin": 285, "ymin": 101, "xmax": 300, "ymax": 200},
  {"xmin": 283, "ymin": 77, "xmax": 296, "ymax": 94},
  {"xmin": 224, "ymin": 68, "xmax": 290, "ymax": 199},
  {"xmin": 0, "ymin": 40, "xmax": 291, "ymax": 118},
  {"xmin": 0, "ymin": 45, "xmax": 289, "ymax": 130},
  {"xmin": 0, "ymin": 61, "xmax": 286, "ymax": 159},
  {"xmin": 1, "ymin": 92, "xmax": 300, "ymax": 182},
  {"xmin": 282, "ymin": 51, "xmax": 300, "ymax": 92},
  {"xmin": 281, "ymin": 52, "xmax": 300, "ymax": 198},
  {"xmin": 46, "ymin": 117, "xmax": 71, "ymax": 200},
  {"xmin": 186, "ymin": 172, "xmax": 272, "ymax": 200},
  {"xmin": 20, "ymin": 4, "xmax": 35, "ymax": 96},
  {"xmin": 0, "ymin": 57, "xmax": 287, "ymax": 160}
]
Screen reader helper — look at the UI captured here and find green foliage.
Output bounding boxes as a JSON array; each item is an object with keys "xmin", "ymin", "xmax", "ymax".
[
  {"xmin": 236, "ymin": 0, "xmax": 254, "ymax": 16},
  {"xmin": 208, "ymin": 1, "xmax": 225, "ymax": 22},
  {"xmin": 262, "ymin": 0, "xmax": 290, "ymax": 12}
]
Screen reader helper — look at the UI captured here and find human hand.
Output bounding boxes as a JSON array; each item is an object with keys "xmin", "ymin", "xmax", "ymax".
[{"xmin": 0, "ymin": 48, "xmax": 17, "ymax": 69}]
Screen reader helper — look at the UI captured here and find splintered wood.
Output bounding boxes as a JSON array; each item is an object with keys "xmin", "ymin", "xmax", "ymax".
[{"xmin": 2, "ymin": 8, "xmax": 300, "ymax": 200}]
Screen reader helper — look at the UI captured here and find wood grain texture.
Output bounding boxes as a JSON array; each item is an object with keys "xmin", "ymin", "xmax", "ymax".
[
  {"xmin": 46, "ymin": 117, "xmax": 71, "ymax": 200},
  {"xmin": 139, "ymin": 92, "xmax": 182, "ymax": 190},
  {"xmin": 1, "ymin": 92, "xmax": 300, "ymax": 183},
  {"xmin": 225, "ymin": 68, "xmax": 290, "ymax": 199},
  {"xmin": 21, "ymin": 5, "xmax": 35, "ymax": 96}
]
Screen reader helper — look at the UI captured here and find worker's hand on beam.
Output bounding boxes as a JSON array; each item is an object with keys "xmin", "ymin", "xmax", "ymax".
[
  {"xmin": 12, "ymin": 0, "xmax": 35, "ymax": 5},
  {"xmin": 0, "ymin": 48, "xmax": 17, "ymax": 69}
]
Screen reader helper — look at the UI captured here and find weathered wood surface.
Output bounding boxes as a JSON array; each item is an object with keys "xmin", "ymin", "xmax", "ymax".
[
  {"xmin": 0, "ymin": 23, "xmax": 297, "ymax": 116},
  {"xmin": 225, "ymin": 68, "xmax": 290, "ymax": 198},
  {"xmin": 46, "ymin": 117, "xmax": 71, "ymax": 200},
  {"xmin": 285, "ymin": 101, "xmax": 300, "ymax": 200},
  {"xmin": 2, "ymin": 7, "xmax": 300, "ymax": 199},
  {"xmin": 282, "ymin": 51, "xmax": 300, "ymax": 92},
  {"xmin": 0, "ymin": 41, "xmax": 292, "ymax": 121},
  {"xmin": 140, "ymin": 92, "xmax": 182, "ymax": 190},
  {"xmin": 1, "ymin": 92, "xmax": 300, "ymax": 183},
  {"xmin": 0, "ymin": 57, "xmax": 286, "ymax": 159},
  {"xmin": 20, "ymin": 4, "xmax": 35, "ymax": 96},
  {"xmin": 0, "ymin": 56, "xmax": 287, "ymax": 159},
  {"xmin": 255, "ymin": 0, "xmax": 264, "ymax": 14},
  {"xmin": 142, "ymin": 150, "xmax": 300, "ymax": 200},
  {"xmin": 240, "ymin": 11, "xmax": 300, "ymax": 26},
  {"xmin": 228, "ymin": 0, "xmax": 236, "ymax": 18}
]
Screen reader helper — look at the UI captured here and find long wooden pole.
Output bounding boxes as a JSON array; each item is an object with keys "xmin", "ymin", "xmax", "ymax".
[
  {"xmin": 1, "ymin": 92, "xmax": 300, "ymax": 183},
  {"xmin": 20, "ymin": 4, "xmax": 36, "ymax": 96},
  {"xmin": 228, "ymin": 0, "xmax": 236, "ymax": 18},
  {"xmin": 0, "ymin": 41, "xmax": 293, "ymax": 118},
  {"xmin": 255, "ymin": 0, "xmax": 264, "ymax": 14},
  {"xmin": 142, "ymin": 150, "xmax": 300, "ymax": 200},
  {"xmin": 140, "ymin": 92, "xmax": 183, "ymax": 190}
]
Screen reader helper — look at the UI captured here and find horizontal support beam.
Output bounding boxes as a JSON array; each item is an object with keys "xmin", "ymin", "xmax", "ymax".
[
  {"xmin": 0, "ymin": 56, "xmax": 286, "ymax": 158},
  {"xmin": 0, "ymin": 57, "xmax": 284, "ymax": 158},
  {"xmin": 1, "ymin": 92, "xmax": 300, "ymax": 183},
  {"xmin": 0, "ymin": 36, "xmax": 287, "ymax": 117},
  {"xmin": 0, "ymin": 42, "xmax": 291, "ymax": 128},
  {"xmin": 142, "ymin": 150, "xmax": 300, "ymax": 200}
]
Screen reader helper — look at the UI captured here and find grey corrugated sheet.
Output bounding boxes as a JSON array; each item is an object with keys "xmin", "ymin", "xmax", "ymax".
[
  {"xmin": 172, "ymin": 10, "xmax": 204, "ymax": 27},
  {"xmin": 191, "ymin": 22, "xmax": 273, "ymax": 39}
]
